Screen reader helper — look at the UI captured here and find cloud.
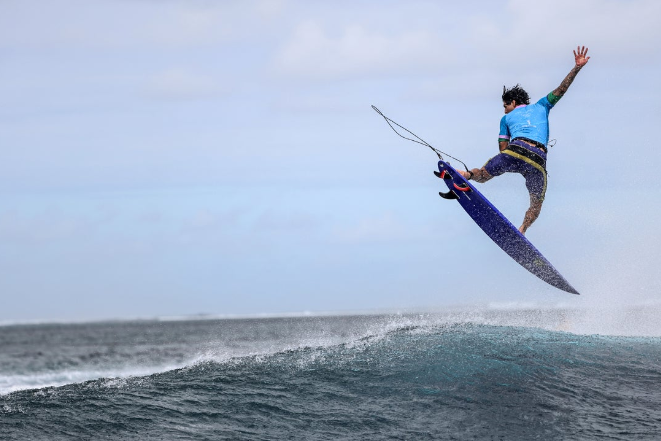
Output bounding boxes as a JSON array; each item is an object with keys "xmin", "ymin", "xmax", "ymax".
[
  {"xmin": 0, "ymin": 1, "xmax": 248, "ymax": 50},
  {"xmin": 274, "ymin": 21, "xmax": 451, "ymax": 80},
  {"xmin": 468, "ymin": 0, "xmax": 661, "ymax": 66}
]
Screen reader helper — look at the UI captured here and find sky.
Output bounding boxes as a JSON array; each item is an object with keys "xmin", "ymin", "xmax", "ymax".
[{"xmin": 1, "ymin": 0, "xmax": 661, "ymax": 322}]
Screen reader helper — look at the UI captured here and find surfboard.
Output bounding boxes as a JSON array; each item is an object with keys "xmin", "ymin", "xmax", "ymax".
[{"xmin": 435, "ymin": 160, "xmax": 579, "ymax": 295}]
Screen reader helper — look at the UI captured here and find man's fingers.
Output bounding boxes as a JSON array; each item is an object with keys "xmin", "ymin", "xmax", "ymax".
[{"xmin": 574, "ymin": 46, "xmax": 589, "ymax": 61}]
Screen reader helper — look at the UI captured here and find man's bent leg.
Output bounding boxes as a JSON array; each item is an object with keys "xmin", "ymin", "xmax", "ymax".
[
  {"xmin": 519, "ymin": 195, "xmax": 543, "ymax": 235},
  {"xmin": 459, "ymin": 167, "xmax": 492, "ymax": 183}
]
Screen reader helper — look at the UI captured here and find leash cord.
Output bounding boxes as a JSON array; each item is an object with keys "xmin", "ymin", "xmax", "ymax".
[{"xmin": 372, "ymin": 105, "xmax": 469, "ymax": 171}]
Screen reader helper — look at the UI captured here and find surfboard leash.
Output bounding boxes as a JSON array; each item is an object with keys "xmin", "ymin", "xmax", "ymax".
[{"xmin": 371, "ymin": 105, "xmax": 470, "ymax": 172}]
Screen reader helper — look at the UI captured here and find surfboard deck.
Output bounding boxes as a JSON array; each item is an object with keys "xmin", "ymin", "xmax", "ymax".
[{"xmin": 436, "ymin": 160, "xmax": 579, "ymax": 295}]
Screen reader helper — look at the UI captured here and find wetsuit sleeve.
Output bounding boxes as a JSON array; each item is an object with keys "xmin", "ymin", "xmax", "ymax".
[
  {"xmin": 498, "ymin": 115, "xmax": 510, "ymax": 144},
  {"xmin": 547, "ymin": 92, "xmax": 561, "ymax": 105}
]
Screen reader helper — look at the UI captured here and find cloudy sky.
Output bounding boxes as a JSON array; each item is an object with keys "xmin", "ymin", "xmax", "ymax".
[{"xmin": 1, "ymin": 0, "xmax": 660, "ymax": 322}]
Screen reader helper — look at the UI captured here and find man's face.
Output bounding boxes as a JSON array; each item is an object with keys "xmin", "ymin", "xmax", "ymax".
[{"xmin": 503, "ymin": 100, "xmax": 517, "ymax": 114}]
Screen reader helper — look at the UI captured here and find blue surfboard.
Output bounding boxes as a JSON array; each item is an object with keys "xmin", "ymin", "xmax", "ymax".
[{"xmin": 435, "ymin": 160, "xmax": 579, "ymax": 295}]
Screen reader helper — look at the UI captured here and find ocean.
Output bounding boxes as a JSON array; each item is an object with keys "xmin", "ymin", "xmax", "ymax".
[{"xmin": 2, "ymin": 308, "xmax": 661, "ymax": 440}]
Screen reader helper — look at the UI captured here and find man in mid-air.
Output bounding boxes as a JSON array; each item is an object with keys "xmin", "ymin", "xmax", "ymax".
[{"xmin": 459, "ymin": 46, "xmax": 590, "ymax": 235}]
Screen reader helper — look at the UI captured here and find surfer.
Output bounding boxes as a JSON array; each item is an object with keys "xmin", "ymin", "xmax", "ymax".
[{"xmin": 458, "ymin": 46, "xmax": 590, "ymax": 235}]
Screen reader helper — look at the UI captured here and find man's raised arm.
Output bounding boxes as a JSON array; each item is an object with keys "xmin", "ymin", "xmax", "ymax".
[{"xmin": 553, "ymin": 46, "xmax": 590, "ymax": 97}]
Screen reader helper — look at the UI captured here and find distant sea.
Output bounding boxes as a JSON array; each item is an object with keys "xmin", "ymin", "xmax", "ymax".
[{"xmin": 2, "ymin": 307, "xmax": 661, "ymax": 440}]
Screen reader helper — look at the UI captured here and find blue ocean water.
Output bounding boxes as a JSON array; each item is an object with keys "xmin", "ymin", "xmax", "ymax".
[{"xmin": 2, "ymin": 310, "xmax": 661, "ymax": 440}]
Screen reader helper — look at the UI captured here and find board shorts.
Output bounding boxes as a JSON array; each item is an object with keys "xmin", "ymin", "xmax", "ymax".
[{"xmin": 483, "ymin": 138, "xmax": 548, "ymax": 201}]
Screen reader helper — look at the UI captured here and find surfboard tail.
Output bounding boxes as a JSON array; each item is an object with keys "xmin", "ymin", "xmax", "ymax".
[{"xmin": 436, "ymin": 160, "xmax": 579, "ymax": 295}]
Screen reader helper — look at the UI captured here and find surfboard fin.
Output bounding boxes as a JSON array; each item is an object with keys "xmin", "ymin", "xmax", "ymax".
[
  {"xmin": 439, "ymin": 191, "xmax": 458, "ymax": 200},
  {"xmin": 433, "ymin": 170, "xmax": 452, "ymax": 180}
]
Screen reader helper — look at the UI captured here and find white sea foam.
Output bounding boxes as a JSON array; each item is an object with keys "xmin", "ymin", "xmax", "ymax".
[
  {"xmin": 4, "ymin": 303, "xmax": 661, "ymax": 396},
  {"xmin": 0, "ymin": 363, "xmax": 185, "ymax": 396}
]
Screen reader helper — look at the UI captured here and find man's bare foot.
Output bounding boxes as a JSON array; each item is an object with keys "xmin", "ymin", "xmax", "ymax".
[{"xmin": 519, "ymin": 225, "xmax": 526, "ymax": 235}]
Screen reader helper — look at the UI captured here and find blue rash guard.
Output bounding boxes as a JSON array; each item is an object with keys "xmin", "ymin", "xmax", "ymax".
[
  {"xmin": 498, "ymin": 94, "xmax": 558, "ymax": 147},
  {"xmin": 485, "ymin": 92, "xmax": 561, "ymax": 201}
]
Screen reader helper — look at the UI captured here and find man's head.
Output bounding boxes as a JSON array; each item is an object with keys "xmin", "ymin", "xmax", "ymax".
[{"xmin": 502, "ymin": 84, "xmax": 530, "ymax": 113}]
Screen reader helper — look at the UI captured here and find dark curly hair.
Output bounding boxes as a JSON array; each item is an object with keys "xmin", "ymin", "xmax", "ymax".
[{"xmin": 502, "ymin": 84, "xmax": 530, "ymax": 105}]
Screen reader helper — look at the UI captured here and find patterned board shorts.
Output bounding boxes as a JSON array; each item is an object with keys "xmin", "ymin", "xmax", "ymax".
[{"xmin": 483, "ymin": 139, "xmax": 548, "ymax": 201}]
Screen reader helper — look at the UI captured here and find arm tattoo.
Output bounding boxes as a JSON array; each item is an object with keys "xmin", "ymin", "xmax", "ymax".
[{"xmin": 553, "ymin": 65, "xmax": 583, "ymax": 97}]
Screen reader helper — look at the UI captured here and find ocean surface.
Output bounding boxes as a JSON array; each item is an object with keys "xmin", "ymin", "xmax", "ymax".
[{"xmin": 2, "ymin": 308, "xmax": 661, "ymax": 440}]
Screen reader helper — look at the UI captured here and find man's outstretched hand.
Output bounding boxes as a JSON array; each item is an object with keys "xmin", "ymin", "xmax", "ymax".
[{"xmin": 574, "ymin": 46, "xmax": 590, "ymax": 68}]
